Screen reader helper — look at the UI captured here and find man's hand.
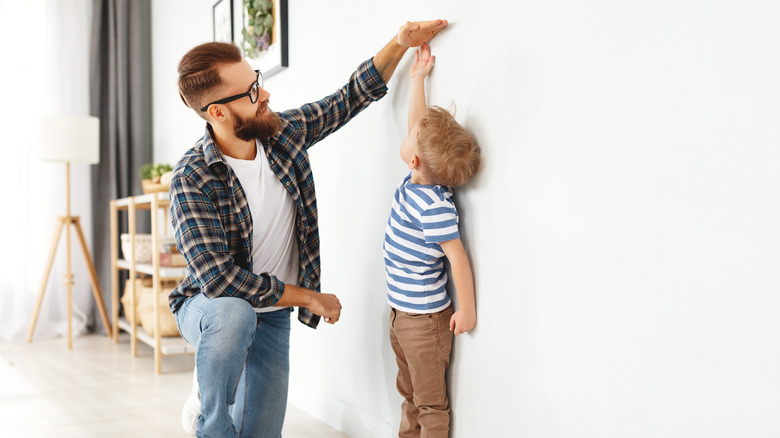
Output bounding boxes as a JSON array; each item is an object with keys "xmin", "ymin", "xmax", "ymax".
[
  {"xmin": 374, "ymin": 19, "xmax": 447, "ymax": 85},
  {"xmin": 397, "ymin": 19, "xmax": 449, "ymax": 48},
  {"xmin": 275, "ymin": 284, "xmax": 342, "ymax": 324},
  {"xmin": 449, "ymin": 308, "xmax": 476, "ymax": 336},
  {"xmin": 307, "ymin": 293, "xmax": 342, "ymax": 324},
  {"xmin": 410, "ymin": 43, "xmax": 434, "ymax": 80}
]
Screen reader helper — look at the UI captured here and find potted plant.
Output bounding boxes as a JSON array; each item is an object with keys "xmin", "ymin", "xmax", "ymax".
[{"xmin": 140, "ymin": 163, "xmax": 173, "ymax": 194}]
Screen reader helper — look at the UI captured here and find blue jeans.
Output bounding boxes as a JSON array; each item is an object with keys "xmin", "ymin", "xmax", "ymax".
[{"xmin": 175, "ymin": 293, "xmax": 291, "ymax": 438}]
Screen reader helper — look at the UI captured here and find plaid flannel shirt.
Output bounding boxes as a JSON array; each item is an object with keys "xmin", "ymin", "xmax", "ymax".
[{"xmin": 169, "ymin": 58, "xmax": 387, "ymax": 328}]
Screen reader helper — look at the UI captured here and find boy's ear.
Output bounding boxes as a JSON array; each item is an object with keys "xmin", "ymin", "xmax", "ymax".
[{"xmin": 408, "ymin": 154, "xmax": 420, "ymax": 170}]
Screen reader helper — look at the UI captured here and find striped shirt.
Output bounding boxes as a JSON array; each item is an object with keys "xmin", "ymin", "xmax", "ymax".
[
  {"xmin": 383, "ymin": 173, "xmax": 459, "ymax": 313},
  {"xmin": 169, "ymin": 59, "xmax": 387, "ymax": 329}
]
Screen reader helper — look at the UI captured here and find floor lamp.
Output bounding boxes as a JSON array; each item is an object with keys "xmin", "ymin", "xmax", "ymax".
[{"xmin": 27, "ymin": 115, "xmax": 112, "ymax": 348}]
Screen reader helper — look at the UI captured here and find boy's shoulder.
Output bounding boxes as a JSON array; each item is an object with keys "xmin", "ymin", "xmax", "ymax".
[{"xmin": 402, "ymin": 178, "xmax": 455, "ymax": 210}]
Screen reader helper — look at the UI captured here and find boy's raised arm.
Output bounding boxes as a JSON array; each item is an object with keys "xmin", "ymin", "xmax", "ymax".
[{"xmin": 408, "ymin": 43, "xmax": 435, "ymax": 133}]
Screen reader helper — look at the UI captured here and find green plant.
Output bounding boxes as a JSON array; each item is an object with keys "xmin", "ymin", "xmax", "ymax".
[
  {"xmin": 139, "ymin": 163, "xmax": 173, "ymax": 181},
  {"xmin": 241, "ymin": 0, "xmax": 274, "ymax": 59}
]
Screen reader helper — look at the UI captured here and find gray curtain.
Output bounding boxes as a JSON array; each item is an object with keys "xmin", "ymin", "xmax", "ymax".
[{"xmin": 89, "ymin": 0, "xmax": 153, "ymax": 333}]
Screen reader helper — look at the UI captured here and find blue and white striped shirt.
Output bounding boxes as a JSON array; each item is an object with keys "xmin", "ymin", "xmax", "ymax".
[{"xmin": 383, "ymin": 173, "xmax": 459, "ymax": 313}]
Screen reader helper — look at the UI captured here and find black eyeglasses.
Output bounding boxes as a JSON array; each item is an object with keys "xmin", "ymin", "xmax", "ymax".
[{"xmin": 200, "ymin": 70, "xmax": 263, "ymax": 112}]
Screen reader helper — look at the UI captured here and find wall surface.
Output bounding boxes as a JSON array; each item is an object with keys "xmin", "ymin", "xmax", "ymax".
[{"xmin": 152, "ymin": 1, "xmax": 780, "ymax": 436}]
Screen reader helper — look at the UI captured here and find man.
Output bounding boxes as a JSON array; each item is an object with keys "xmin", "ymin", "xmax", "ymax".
[{"xmin": 169, "ymin": 19, "xmax": 448, "ymax": 437}]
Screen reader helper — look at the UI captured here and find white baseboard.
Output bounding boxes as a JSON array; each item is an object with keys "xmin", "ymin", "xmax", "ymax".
[{"xmin": 288, "ymin": 384, "xmax": 394, "ymax": 438}]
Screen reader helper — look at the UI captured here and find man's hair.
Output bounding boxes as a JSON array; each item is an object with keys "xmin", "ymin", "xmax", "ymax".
[
  {"xmin": 417, "ymin": 106, "xmax": 482, "ymax": 187},
  {"xmin": 177, "ymin": 42, "xmax": 243, "ymax": 120}
]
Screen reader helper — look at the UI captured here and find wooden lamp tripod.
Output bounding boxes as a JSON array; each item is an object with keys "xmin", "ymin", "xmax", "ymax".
[{"xmin": 27, "ymin": 116, "xmax": 112, "ymax": 348}]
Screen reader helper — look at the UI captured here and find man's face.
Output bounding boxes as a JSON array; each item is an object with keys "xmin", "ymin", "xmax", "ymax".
[
  {"xmin": 217, "ymin": 60, "xmax": 281, "ymax": 140},
  {"xmin": 232, "ymin": 99, "xmax": 281, "ymax": 141}
]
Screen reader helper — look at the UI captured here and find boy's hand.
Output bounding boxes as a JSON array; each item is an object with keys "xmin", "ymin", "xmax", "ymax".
[
  {"xmin": 449, "ymin": 308, "xmax": 476, "ymax": 336},
  {"xmin": 410, "ymin": 43, "xmax": 435, "ymax": 80},
  {"xmin": 397, "ymin": 19, "xmax": 449, "ymax": 48}
]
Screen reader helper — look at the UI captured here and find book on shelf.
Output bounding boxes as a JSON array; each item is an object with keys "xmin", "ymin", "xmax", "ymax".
[
  {"xmin": 158, "ymin": 237, "xmax": 186, "ymax": 267},
  {"xmin": 160, "ymin": 253, "xmax": 187, "ymax": 267}
]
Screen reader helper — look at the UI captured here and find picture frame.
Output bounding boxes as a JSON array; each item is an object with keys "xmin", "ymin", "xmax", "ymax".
[
  {"xmin": 213, "ymin": 0, "xmax": 233, "ymax": 43},
  {"xmin": 232, "ymin": 0, "xmax": 288, "ymax": 79}
]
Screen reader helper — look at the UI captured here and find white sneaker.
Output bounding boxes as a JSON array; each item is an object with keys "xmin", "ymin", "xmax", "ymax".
[{"xmin": 181, "ymin": 367, "xmax": 200, "ymax": 436}]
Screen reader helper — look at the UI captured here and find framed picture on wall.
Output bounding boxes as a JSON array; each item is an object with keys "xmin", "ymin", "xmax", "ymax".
[
  {"xmin": 232, "ymin": 0, "xmax": 289, "ymax": 79},
  {"xmin": 213, "ymin": 0, "xmax": 233, "ymax": 42}
]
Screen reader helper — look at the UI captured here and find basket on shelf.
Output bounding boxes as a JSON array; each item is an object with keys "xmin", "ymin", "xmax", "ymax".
[
  {"xmin": 120, "ymin": 233, "xmax": 153, "ymax": 264},
  {"xmin": 120, "ymin": 277, "xmax": 152, "ymax": 325},
  {"xmin": 120, "ymin": 277, "xmax": 178, "ymax": 337},
  {"xmin": 120, "ymin": 234, "xmax": 177, "ymax": 265},
  {"xmin": 138, "ymin": 281, "xmax": 179, "ymax": 337},
  {"xmin": 141, "ymin": 179, "xmax": 169, "ymax": 194}
]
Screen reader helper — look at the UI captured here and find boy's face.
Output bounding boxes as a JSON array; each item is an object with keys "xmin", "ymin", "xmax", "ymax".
[{"xmin": 401, "ymin": 121, "xmax": 421, "ymax": 167}]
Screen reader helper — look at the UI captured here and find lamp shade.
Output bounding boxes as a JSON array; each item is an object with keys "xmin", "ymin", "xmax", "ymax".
[{"xmin": 38, "ymin": 115, "xmax": 100, "ymax": 164}]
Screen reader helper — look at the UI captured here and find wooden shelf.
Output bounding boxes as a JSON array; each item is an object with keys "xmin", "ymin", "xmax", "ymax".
[
  {"xmin": 116, "ymin": 259, "xmax": 187, "ymax": 279},
  {"xmin": 110, "ymin": 192, "xmax": 192, "ymax": 374},
  {"xmin": 114, "ymin": 191, "xmax": 169, "ymax": 209},
  {"xmin": 116, "ymin": 318, "xmax": 195, "ymax": 355}
]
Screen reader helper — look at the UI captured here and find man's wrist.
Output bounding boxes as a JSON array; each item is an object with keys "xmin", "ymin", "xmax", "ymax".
[{"xmin": 277, "ymin": 284, "xmax": 314, "ymax": 308}]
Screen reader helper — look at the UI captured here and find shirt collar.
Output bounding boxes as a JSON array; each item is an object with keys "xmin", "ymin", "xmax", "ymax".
[{"xmin": 203, "ymin": 123, "xmax": 226, "ymax": 168}]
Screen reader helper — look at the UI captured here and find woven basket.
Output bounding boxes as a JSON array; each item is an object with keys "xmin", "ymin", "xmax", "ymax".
[
  {"xmin": 120, "ymin": 233, "xmax": 153, "ymax": 264},
  {"xmin": 120, "ymin": 277, "xmax": 153, "ymax": 325},
  {"xmin": 138, "ymin": 281, "xmax": 179, "ymax": 337},
  {"xmin": 141, "ymin": 179, "xmax": 169, "ymax": 194}
]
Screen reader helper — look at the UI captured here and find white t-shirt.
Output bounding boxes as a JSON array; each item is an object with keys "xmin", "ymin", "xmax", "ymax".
[{"xmin": 223, "ymin": 141, "xmax": 298, "ymax": 313}]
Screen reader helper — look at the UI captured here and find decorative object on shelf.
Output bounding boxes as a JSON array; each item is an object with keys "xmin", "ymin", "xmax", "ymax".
[
  {"xmin": 232, "ymin": 0, "xmax": 288, "ymax": 79},
  {"xmin": 160, "ymin": 242, "xmax": 187, "ymax": 267},
  {"xmin": 28, "ymin": 115, "xmax": 112, "ymax": 348},
  {"xmin": 137, "ymin": 281, "xmax": 179, "ymax": 337},
  {"xmin": 120, "ymin": 233, "xmax": 178, "ymax": 266},
  {"xmin": 120, "ymin": 277, "xmax": 178, "ymax": 336},
  {"xmin": 213, "ymin": 0, "xmax": 233, "ymax": 42},
  {"xmin": 120, "ymin": 277, "xmax": 152, "ymax": 326},
  {"xmin": 120, "ymin": 233, "xmax": 154, "ymax": 264},
  {"xmin": 139, "ymin": 162, "xmax": 173, "ymax": 194}
]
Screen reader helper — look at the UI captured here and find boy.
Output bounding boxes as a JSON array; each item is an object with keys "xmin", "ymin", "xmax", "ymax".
[{"xmin": 383, "ymin": 43, "xmax": 481, "ymax": 437}]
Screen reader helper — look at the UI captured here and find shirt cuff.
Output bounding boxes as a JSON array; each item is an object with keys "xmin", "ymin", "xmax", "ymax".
[{"xmin": 359, "ymin": 58, "xmax": 389, "ymax": 101}]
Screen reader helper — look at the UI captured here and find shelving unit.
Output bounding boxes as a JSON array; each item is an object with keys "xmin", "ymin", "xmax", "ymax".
[{"xmin": 109, "ymin": 192, "xmax": 194, "ymax": 374}]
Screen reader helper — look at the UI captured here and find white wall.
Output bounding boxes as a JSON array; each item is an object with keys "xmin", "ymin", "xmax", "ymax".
[{"xmin": 152, "ymin": 1, "xmax": 780, "ymax": 436}]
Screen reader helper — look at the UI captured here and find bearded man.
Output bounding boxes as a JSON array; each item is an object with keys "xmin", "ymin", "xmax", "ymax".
[{"xmin": 168, "ymin": 19, "xmax": 448, "ymax": 438}]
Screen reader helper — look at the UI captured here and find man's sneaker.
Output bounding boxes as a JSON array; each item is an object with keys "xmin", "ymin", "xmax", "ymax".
[{"xmin": 181, "ymin": 368, "xmax": 200, "ymax": 436}]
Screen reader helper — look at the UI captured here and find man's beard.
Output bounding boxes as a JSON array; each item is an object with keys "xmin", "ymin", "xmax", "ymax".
[{"xmin": 233, "ymin": 103, "xmax": 282, "ymax": 141}]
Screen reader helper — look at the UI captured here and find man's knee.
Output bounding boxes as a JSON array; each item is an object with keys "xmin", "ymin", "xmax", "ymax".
[{"xmin": 202, "ymin": 297, "xmax": 257, "ymax": 341}]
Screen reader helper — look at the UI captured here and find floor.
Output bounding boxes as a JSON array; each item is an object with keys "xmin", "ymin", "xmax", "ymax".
[{"xmin": 0, "ymin": 333, "xmax": 350, "ymax": 438}]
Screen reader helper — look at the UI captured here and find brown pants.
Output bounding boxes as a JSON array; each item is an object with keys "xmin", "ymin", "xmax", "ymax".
[{"xmin": 389, "ymin": 306, "xmax": 454, "ymax": 438}]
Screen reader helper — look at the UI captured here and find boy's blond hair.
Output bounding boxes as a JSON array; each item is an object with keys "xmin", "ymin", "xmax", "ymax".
[{"xmin": 416, "ymin": 106, "xmax": 481, "ymax": 187}]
